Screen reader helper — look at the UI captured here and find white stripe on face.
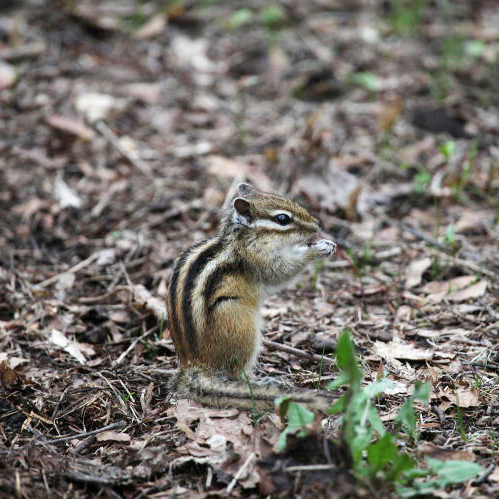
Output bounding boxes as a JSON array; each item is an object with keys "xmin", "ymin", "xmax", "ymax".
[{"xmin": 253, "ymin": 219, "xmax": 295, "ymax": 231}]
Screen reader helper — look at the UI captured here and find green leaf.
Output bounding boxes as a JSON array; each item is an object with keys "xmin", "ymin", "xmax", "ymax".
[
  {"xmin": 275, "ymin": 399, "xmax": 315, "ymax": 452},
  {"xmin": 335, "ymin": 329, "xmax": 361, "ymax": 386},
  {"xmin": 426, "ymin": 458, "xmax": 483, "ymax": 485},
  {"xmin": 326, "ymin": 371, "xmax": 350, "ymax": 390},
  {"xmin": 328, "ymin": 394, "xmax": 346, "ymax": 414},
  {"xmin": 363, "ymin": 378, "xmax": 394, "ymax": 398},
  {"xmin": 260, "ymin": 4, "xmax": 287, "ymax": 29},
  {"xmin": 412, "ymin": 382, "xmax": 430, "ymax": 403},
  {"xmin": 227, "ymin": 8, "xmax": 253, "ymax": 29},
  {"xmin": 367, "ymin": 433, "xmax": 398, "ymax": 473},
  {"xmin": 465, "ymin": 40, "xmax": 485, "ymax": 57},
  {"xmin": 286, "ymin": 401, "xmax": 315, "ymax": 429},
  {"xmin": 395, "ymin": 382, "xmax": 430, "ymax": 439},
  {"xmin": 439, "ymin": 140, "xmax": 456, "ymax": 160},
  {"xmin": 350, "ymin": 72, "xmax": 381, "ymax": 92},
  {"xmin": 398, "ymin": 459, "xmax": 484, "ymax": 497}
]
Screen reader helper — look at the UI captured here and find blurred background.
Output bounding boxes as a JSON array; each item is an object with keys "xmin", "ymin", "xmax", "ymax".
[{"xmin": 1, "ymin": 1, "xmax": 498, "ymax": 285}]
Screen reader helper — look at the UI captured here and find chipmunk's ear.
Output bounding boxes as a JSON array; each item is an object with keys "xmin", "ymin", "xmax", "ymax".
[
  {"xmin": 237, "ymin": 183, "xmax": 253, "ymax": 197},
  {"xmin": 233, "ymin": 197, "xmax": 252, "ymax": 226}
]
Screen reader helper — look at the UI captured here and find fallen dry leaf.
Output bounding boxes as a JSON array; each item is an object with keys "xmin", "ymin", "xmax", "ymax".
[
  {"xmin": 373, "ymin": 340, "xmax": 433, "ymax": 361},
  {"xmin": 169, "ymin": 400, "xmax": 281, "ymax": 490},
  {"xmin": 446, "ymin": 280, "xmax": 488, "ymax": 302},
  {"xmin": 422, "ymin": 275, "xmax": 476, "ymax": 294},
  {"xmin": 0, "ymin": 61, "xmax": 16, "ymax": 89},
  {"xmin": 0, "ymin": 360, "xmax": 23, "ymax": 388},
  {"xmin": 123, "ymin": 82, "xmax": 162, "ymax": 104},
  {"xmin": 75, "ymin": 92, "xmax": 128, "ymax": 123},
  {"xmin": 96, "ymin": 431, "xmax": 131, "ymax": 442},
  {"xmin": 48, "ymin": 329, "xmax": 87, "ymax": 364},
  {"xmin": 405, "ymin": 257, "xmax": 432, "ymax": 289},
  {"xmin": 133, "ymin": 13, "xmax": 167, "ymax": 40},
  {"xmin": 422, "ymin": 275, "xmax": 487, "ymax": 303},
  {"xmin": 437, "ymin": 388, "xmax": 481, "ymax": 408},
  {"xmin": 454, "ymin": 209, "xmax": 493, "ymax": 234},
  {"xmin": 131, "ymin": 284, "xmax": 167, "ymax": 319},
  {"xmin": 45, "ymin": 115, "xmax": 96, "ymax": 141},
  {"xmin": 418, "ymin": 442, "xmax": 475, "ymax": 462},
  {"xmin": 53, "ymin": 176, "xmax": 82, "ymax": 209},
  {"xmin": 205, "ymin": 155, "xmax": 272, "ymax": 190},
  {"xmin": 490, "ymin": 467, "xmax": 499, "ymax": 484}
]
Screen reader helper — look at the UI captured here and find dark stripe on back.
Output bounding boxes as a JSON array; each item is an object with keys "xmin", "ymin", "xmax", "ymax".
[
  {"xmin": 207, "ymin": 296, "xmax": 239, "ymax": 314},
  {"xmin": 203, "ymin": 259, "xmax": 249, "ymax": 317},
  {"xmin": 169, "ymin": 241, "xmax": 205, "ymax": 344},
  {"xmin": 182, "ymin": 238, "xmax": 224, "ymax": 353}
]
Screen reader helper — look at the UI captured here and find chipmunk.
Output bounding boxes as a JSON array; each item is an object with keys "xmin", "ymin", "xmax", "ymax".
[{"xmin": 167, "ymin": 183, "xmax": 337, "ymax": 410}]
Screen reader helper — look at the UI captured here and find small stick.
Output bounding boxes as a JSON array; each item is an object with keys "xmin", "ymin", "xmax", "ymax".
[
  {"xmin": 473, "ymin": 463, "xmax": 496, "ymax": 485},
  {"xmin": 94, "ymin": 120, "xmax": 153, "ymax": 177},
  {"xmin": 226, "ymin": 452, "xmax": 255, "ymax": 494},
  {"xmin": 302, "ymin": 374, "xmax": 337, "ymax": 385},
  {"xmin": 263, "ymin": 340, "xmax": 335, "ymax": 366},
  {"xmin": 35, "ymin": 251, "xmax": 100, "ymax": 288},
  {"xmin": 284, "ymin": 464, "xmax": 336, "ymax": 472},
  {"xmin": 396, "ymin": 220, "xmax": 498, "ymax": 279},
  {"xmin": 41, "ymin": 420, "xmax": 126, "ymax": 444},
  {"xmin": 436, "ymin": 252, "xmax": 498, "ymax": 280},
  {"xmin": 72, "ymin": 435, "xmax": 96, "ymax": 454}
]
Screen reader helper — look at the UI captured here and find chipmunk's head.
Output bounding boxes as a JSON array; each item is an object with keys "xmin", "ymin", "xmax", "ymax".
[{"xmin": 227, "ymin": 183, "xmax": 321, "ymax": 249}]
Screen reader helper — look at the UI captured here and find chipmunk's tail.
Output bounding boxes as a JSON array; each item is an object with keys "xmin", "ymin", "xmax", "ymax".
[{"xmin": 169, "ymin": 367, "xmax": 332, "ymax": 411}]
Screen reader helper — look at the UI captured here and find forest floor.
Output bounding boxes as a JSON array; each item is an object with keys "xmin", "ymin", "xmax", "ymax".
[{"xmin": 1, "ymin": 1, "xmax": 498, "ymax": 497}]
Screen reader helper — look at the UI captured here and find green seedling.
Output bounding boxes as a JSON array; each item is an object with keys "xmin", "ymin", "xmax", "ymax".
[
  {"xmin": 275, "ymin": 397, "xmax": 315, "ymax": 451},
  {"xmin": 276, "ymin": 329, "xmax": 484, "ymax": 496}
]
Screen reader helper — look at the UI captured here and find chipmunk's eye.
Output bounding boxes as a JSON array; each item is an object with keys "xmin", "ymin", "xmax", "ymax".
[{"xmin": 274, "ymin": 213, "xmax": 292, "ymax": 226}]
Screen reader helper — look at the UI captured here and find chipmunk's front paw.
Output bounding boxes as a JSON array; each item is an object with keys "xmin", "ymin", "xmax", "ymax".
[{"xmin": 311, "ymin": 239, "xmax": 337, "ymax": 256}]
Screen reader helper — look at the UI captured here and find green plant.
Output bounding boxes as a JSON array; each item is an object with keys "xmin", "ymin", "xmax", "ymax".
[
  {"xmin": 439, "ymin": 139, "xmax": 456, "ymax": 161},
  {"xmin": 452, "ymin": 142, "xmax": 477, "ymax": 200},
  {"xmin": 388, "ymin": 0, "xmax": 428, "ymax": 36},
  {"xmin": 260, "ymin": 4, "xmax": 288, "ymax": 31},
  {"xmin": 444, "ymin": 224, "xmax": 459, "ymax": 254},
  {"xmin": 275, "ymin": 397, "xmax": 315, "ymax": 451},
  {"xmin": 330, "ymin": 330, "xmax": 483, "ymax": 495},
  {"xmin": 413, "ymin": 169, "xmax": 431, "ymax": 193},
  {"xmin": 227, "ymin": 8, "xmax": 253, "ymax": 30},
  {"xmin": 350, "ymin": 72, "xmax": 381, "ymax": 93},
  {"xmin": 277, "ymin": 330, "xmax": 484, "ymax": 496}
]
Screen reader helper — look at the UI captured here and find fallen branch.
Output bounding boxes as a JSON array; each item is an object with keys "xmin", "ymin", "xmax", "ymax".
[
  {"xmin": 41, "ymin": 421, "xmax": 126, "ymax": 445},
  {"xmin": 263, "ymin": 340, "xmax": 335, "ymax": 366},
  {"xmin": 35, "ymin": 251, "xmax": 100, "ymax": 288},
  {"xmin": 94, "ymin": 120, "xmax": 153, "ymax": 177}
]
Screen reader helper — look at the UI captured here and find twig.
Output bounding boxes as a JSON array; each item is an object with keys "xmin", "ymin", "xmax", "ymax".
[
  {"xmin": 399, "ymin": 222, "xmax": 450, "ymax": 253},
  {"xmin": 94, "ymin": 120, "xmax": 153, "ymax": 177},
  {"xmin": 97, "ymin": 372, "xmax": 141, "ymax": 423},
  {"xmin": 72, "ymin": 435, "xmax": 96, "ymax": 454},
  {"xmin": 226, "ymin": 452, "xmax": 255, "ymax": 494},
  {"xmin": 302, "ymin": 374, "xmax": 337, "ymax": 385},
  {"xmin": 143, "ymin": 368, "xmax": 176, "ymax": 375},
  {"xmin": 35, "ymin": 251, "xmax": 100, "ymax": 288},
  {"xmin": 263, "ymin": 340, "xmax": 335, "ymax": 365},
  {"xmin": 284, "ymin": 464, "xmax": 336, "ymax": 472},
  {"xmin": 435, "ymin": 251, "xmax": 498, "ymax": 280},
  {"xmin": 473, "ymin": 463, "xmax": 496, "ymax": 485},
  {"xmin": 40, "ymin": 421, "xmax": 126, "ymax": 444}
]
